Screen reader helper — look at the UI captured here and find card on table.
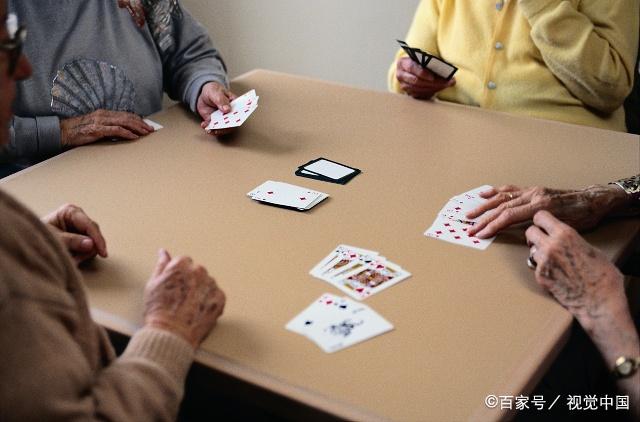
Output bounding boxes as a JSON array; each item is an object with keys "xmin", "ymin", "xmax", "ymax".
[
  {"xmin": 396, "ymin": 39, "xmax": 458, "ymax": 80},
  {"xmin": 143, "ymin": 118, "xmax": 163, "ymax": 131},
  {"xmin": 295, "ymin": 158, "xmax": 361, "ymax": 185},
  {"xmin": 309, "ymin": 245, "xmax": 410, "ymax": 300},
  {"xmin": 247, "ymin": 180, "xmax": 328, "ymax": 211},
  {"xmin": 424, "ymin": 185, "xmax": 496, "ymax": 250},
  {"xmin": 286, "ymin": 293, "xmax": 394, "ymax": 353},
  {"xmin": 206, "ymin": 89, "xmax": 259, "ymax": 132}
]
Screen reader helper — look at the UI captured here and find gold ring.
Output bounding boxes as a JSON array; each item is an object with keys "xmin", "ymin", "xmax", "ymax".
[
  {"xmin": 507, "ymin": 193, "xmax": 514, "ymax": 200},
  {"xmin": 527, "ymin": 255, "xmax": 537, "ymax": 270}
]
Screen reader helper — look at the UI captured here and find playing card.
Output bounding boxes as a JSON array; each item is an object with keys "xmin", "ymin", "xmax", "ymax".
[
  {"xmin": 247, "ymin": 180, "xmax": 328, "ymax": 211},
  {"xmin": 286, "ymin": 293, "xmax": 393, "ymax": 353},
  {"xmin": 309, "ymin": 245, "xmax": 379, "ymax": 278},
  {"xmin": 206, "ymin": 89, "xmax": 259, "ymax": 131},
  {"xmin": 329, "ymin": 259, "xmax": 412, "ymax": 300},
  {"xmin": 396, "ymin": 40, "xmax": 458, "ymax": 80},
  {"xmin": 143, "ymin": 118, "xmax": 163, "ymax": 131},
  {"xmin": 424, "ymin": 185, "xmax": 496, "ymax": 250}
]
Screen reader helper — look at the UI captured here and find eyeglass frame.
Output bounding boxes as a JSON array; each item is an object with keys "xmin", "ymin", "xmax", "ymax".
[{"xmin": 0, "ymin": 25, "xmax": 26, "ymax": 75}]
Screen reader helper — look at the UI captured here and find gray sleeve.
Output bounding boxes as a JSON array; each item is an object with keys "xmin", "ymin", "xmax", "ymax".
[
  {"xmin": 161, "ymin": 5, "xmax": 229, "ymax": 113},
  {"xmin": 2, "ymin": 115, "xmax": 62, "ymax": 161}
]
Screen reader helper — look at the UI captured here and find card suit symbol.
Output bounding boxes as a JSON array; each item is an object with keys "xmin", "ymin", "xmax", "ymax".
[
  {"xmin": 455, "ymin": 207, "xmax": 461, "ymax": 211},
  {"xmin": 213, "ymin": 122, "xmax": 218, "ymax": 125},
  {"xmin": 454, "ymin": 236, "xmax": 461, "ymax": 239},
  {"xmin": 339, "ymin": 304, "xmax": 347, "ymax": 309},
  {"xmin": 473, "ymin": 240, "xmax": 480, "ymax": 244},
  {"xmin": 305, "ymin": 320, "xmax": 313, "ymax": 325},
  {"xmin": 444, "ymin": 223, "xmax": 451, "ymax": 227},
  {"xmin": 462, "ymin": 228, "xmax": 468, "ymax": 231},
  {"xmin": 267, "ymin": 191, "xmax": 274, "ymax": 194},
  {"xmin": 449, "ymin": 229, "xmax": 456, "ymax": 233},
  {"xmin": 236, "ymin": 119, "xmax": 241, "ymax": 123},
  {"xmin": 244, "ymin": 109, "xmax": 249, "ymax": 112},
  {"xmin": 376, "ymin": 264, "xmax": 384, "ymax": 269},
  {"xmin": 326, "ymin": 300, "xmax": 333, "ymax": 304},
  {"xmin": 356, "ymin": 288, "xmax": 364, "ymax": 292},
  {"xmin": 233, "ymin": 111, "xmax": 239, "ymax": 115},
  {"xmin": 436, "ymin": 231, "xmax": 442, "ymax": 235},
  {"xmin": 299, "ymin": 197, "xmax": 306, "ymax": 201}
]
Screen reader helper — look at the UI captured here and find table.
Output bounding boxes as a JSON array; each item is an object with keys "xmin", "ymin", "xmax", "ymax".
[{"xmin": 2, "ymin": 70, "xmax": 639, "ymax": 421}]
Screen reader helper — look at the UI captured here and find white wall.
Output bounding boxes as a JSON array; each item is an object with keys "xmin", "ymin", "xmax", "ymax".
[{"xmin": 182, "ymin": 0, "xmax": 420, "ymax": 91}]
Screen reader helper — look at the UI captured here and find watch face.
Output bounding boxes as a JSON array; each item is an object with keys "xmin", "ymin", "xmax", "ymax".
[{"xmin": 619, "ymin": 361, "xmax": 633, "ymax": 375}]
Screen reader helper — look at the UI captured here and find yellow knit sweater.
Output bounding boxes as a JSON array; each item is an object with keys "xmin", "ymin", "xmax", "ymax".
[{"xmin": 388, "ymin": 0, "xmax": 639, "ymax": 132}]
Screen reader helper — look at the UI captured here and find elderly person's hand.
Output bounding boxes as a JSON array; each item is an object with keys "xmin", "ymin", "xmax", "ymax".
[
  {"xmin": 526, "ymin": 211, "xmax": 639, "ymax": 413},
  {"xmin": 525, "ymin": 211, "xmax": 627, "ymax": 327},
  {"xmin": 197, "ymin": 82, "xmax": 238, "ymax": 136},
  {"xmin": 395, "ymin": 57, "xmax": 455, "ymax": 100},
  {"xmin": 143, "ymin": 249, "xmax": 226, "ymax": 348},
  {"xmin": 42, "ymin": 204, "xmax": 108, "ymax": 264},
  {"xmin": 60, "ymin": 110, "xmax": 154, "ymax": 147},
  {"xmin": 466, "ymin": 184, "xmax": 629, "ymax": 239}
]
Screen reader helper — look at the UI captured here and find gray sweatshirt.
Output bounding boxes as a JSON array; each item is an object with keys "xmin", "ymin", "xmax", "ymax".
[{"xmin": 5, "ymin": 0, "xmax": 228, "ymax": 167}]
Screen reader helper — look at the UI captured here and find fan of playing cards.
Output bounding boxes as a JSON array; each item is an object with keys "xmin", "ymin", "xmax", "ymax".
[
  {"xmin": 397, "ymin": 40, "xmax": 458, "ymax": 80},
  {"xmin": 206, "ymin": 89, "xmax": 259, "ymax": 132},
  {"xmin": 309, "ymin": 244, "xmax": 412, "ymax": 300},
  {"xmin": 424, "ymin": 185, "xmax": 497, "ymax": 250}
]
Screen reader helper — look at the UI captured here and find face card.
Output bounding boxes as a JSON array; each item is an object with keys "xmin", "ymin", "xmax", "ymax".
[
  {"xmin": 310, "ymin": 244, "xmax": 379, "ymax": 278},
  {"xmin": 329, "ymin": 260, "xmax": 412, "ymax": 300}
]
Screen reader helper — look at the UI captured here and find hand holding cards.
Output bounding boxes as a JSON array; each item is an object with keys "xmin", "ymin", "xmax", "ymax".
[
  {"xmin": 247, "ymin": 180, "xmax": 328, "ymax": 211},
  {"xmin": 286, "ymin": 293, "xmax": 393, "ymax": 353},
  {"xmin": 424, "ymin": 185, "xmax": 497, "ymax": 250},
  {"xmin": 397, "ymin": 40, "xmax": 457, "ymax": 80},
  {"xmin": 206, "ymin": 89, "xmax": 259, "ymax": 132}
]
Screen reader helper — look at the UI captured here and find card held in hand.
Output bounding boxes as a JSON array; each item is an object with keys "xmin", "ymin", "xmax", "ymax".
[
  {"xmin": 206, "ymin": 89, "xmax": 259, "ymax": 132},
  {"xmin": 396, "ymin": 39, "xmax": 458, "ymax": 80}
]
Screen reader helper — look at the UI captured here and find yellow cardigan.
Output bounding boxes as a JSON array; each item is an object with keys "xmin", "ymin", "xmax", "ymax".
[{"xmin": 388, "ymin": 0, "xmax": 639, "ymax": 132}]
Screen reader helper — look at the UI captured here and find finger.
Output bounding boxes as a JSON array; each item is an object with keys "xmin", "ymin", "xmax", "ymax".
[
  {"xmin": 98, "ymin": 111, "xmax": 153, "ymax": 135},
  {"xmin": 532, "ymin": 210, "xmax": 563, "ymax": 235},
  {"xmin": 478, "ymin": 187, "xmax": 499, "ymax": 199},
  {"xmin": 210, "ymin": 89, "xmax": 232, "ymax": 114},
  {"xmin": 398, "ymin": 58, "xmax": 434, "ymax": 82},
  {"xmin": 227, "ymin": 91, "xmax": 238, "ymax": 101},
  {"xmin": 68, "ymin": 210, "xmax": 108, "ymax": 257},
  {"xmin": 153, "ymin": 249, "xmax": 172, "ymax": 277},
  {"xmin": 60, "ymin": 232, "xmax": 96, "ymax": 255},
  {"xmin": 466, "ymin": 192, "xmax": 515, "ymax": 219},
  {"xmin": 525, "ymin": 225, "xmax": 548, "ymax": 248},
  {"xmin": 98, "ymin": 125, "xmax": 139, "ymax": 141},
  {"xmin": 473, "ymin": 203, "xmax": 537, "ymax": 239}
]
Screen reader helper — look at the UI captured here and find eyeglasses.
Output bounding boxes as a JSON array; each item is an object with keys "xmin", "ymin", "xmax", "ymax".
[{"xmin": 0, "ymin": 14, "xmax": 26, "ymax": 75}]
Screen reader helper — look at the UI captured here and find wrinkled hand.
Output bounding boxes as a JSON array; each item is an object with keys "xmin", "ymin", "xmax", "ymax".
[
  {"xmin": 117, "ymin": 0, "xmax": 146, "ymax": 27},
  {"xmin": 197, "ymin": 82, "xmax": 238, "ymax": 136},
  {"xmin": 60, "ymin": 109, "xmax": 154, "ymax": 147},
  {"xmin": 143, "ymin": 250, "xmax": 226, "ymax": 348},
  {"xmin": 395, "ymin": 57, "xmax": 456, "ymax": 100},
  {"xmin": 525, "ymin": 211, "xmax": 627, "ymax": 327},
  {"xmin": 467, "ymin": 184, "xmax": 628, "ymax": 239},
  {"xmin": 43, "ymin": 204, "xmax": 108, "ymax": 264}
]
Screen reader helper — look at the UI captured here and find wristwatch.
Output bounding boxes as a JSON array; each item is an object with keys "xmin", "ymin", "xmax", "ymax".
[
  {"xmin": 613, "ymin": 356, "xmax": 640, "ymax": 378},
  {"xmin": 610, "ymin": 175, "xmax": 640, "ymax": 201}
]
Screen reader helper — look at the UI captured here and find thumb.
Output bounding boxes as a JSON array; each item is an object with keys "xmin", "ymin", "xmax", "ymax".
[
  {"xmin": 153, "ymin": 248, "xmax": 172, "ymax": 277},
  {"xmin": 60, "ymin": 232, "xmax": 94, "ymax": 254}
]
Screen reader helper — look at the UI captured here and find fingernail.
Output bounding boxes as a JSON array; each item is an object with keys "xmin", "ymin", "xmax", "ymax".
[
  {"xmin": 81, "ymin": 238, "xmax": 93, "ymax": 250},
  {"xmin": 223, "ymin": 105, "xmax": 230, "ymax": 113}
]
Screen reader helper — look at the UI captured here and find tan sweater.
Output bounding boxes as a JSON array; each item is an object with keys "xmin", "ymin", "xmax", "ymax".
[{"xmin": 0, "ymin": 189, "xmax": 195, "ymax": 421}]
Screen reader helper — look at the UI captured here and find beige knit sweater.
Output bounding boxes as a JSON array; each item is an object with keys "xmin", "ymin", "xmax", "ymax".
[{"xmin": 0, "ymin": 189, "xmax": 195, "ymax": 421}]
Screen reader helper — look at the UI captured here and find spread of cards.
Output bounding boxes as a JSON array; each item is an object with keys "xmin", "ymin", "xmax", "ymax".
[
  {"xmin": 397, "ymin": 39, "xmax": 458, "ymax": 80},
  {"xmin": 188, "ymin": 88, "xmax": 499, "ymax": 353}
]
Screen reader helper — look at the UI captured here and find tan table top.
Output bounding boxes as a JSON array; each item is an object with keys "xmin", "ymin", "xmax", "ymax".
[{"xmin": 2, "ymin": 70, "xmax": 639, "ymax": 421}]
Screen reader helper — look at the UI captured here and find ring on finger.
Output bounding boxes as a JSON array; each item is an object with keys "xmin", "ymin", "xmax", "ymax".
[
  {"xmin": 527, "ymin": 245, "xmax": 538, "ymax": 270},
  {"xmin": 507, "ymin": 192, "xmax": 514, "ymax": 200}
]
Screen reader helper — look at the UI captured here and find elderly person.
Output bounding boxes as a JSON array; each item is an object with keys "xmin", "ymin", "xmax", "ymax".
[
  {"xmin": 464, "ymin": 178, "xmax": 639, "ymax": 417},
  {"xmin": 1, "ymin": 0, "xmax": 236, "ymax": 176},
  {"xmin": 0, "ymin": 8, "xmax": 226, "ymax": 420},
  {"xmin": 389, "ymin": 1, "xmax": 639, "ymax": 132}
]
